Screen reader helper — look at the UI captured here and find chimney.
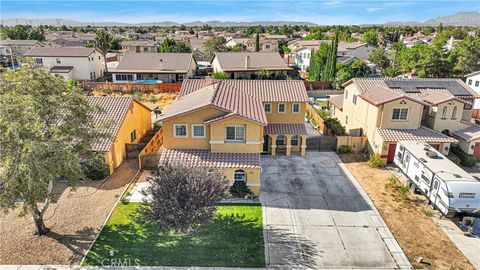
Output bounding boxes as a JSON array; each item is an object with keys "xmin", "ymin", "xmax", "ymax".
[
  {"xmin": 205, "ymin": 76, "xmax": 214, "ymax": 86},
  {"xmin": 244, "ymin": 55, "xmax": 250, "ymax": 69}
]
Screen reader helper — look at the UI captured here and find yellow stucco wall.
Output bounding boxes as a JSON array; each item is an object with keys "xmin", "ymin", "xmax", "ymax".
[
  {"xmin": 265, "ymin": 102, "xmax": 305, "ymax": 124},
  {"xmin": 104, "ymin": 100, "xmax": 152, "ymax": 174},
  {"xmin": 224, "ymin": 167, "xmax": 261, "ymax": 195},
  {"xmin": 210, "ymin": 116, "xmax": 264, "ymax": 153}
]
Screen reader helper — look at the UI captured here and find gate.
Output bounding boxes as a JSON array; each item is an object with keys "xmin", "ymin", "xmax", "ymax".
[{"xmin": 307, "ymin": 135, "xmax": 337, "ymax": 151}]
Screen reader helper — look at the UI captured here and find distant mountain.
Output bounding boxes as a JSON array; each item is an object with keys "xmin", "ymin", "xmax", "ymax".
[
  {"xmin": 0, "ymin": 18, "xmax": 316, "ymax": 27},
  {"xmin": 384, "ymin": 11, "xmax": 480, "ymax": 26}
]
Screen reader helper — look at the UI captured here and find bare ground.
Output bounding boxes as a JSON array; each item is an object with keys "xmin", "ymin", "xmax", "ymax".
[
  {"xmin": 339, "ymin": 153, "xmax": 475, "ymax": 270},
  {"xmin": 92, "ymin": 91, "xmax": 178, "ymax": 110},
  {"xmin": 0, "ymin": 160, "xmax": 138, "ymax": 265}
]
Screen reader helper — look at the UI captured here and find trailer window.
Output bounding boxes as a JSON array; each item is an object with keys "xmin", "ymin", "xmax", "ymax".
[
  {"xmin": 459, "ymin": 193, "xmax": 475, "ymax": 199},
  {"xmin": 433, "ymin": 180, "xmax": 439, "ymax": 190},
  {"xmin": 421, "ymin": 173, "xmax": 430, "ymax": 185}
]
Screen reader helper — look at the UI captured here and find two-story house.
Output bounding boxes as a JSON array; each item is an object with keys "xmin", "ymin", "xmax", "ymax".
[
  {"xmin": 120, "ymin": 40, "xmax": 159, "ymax": 53},
  {"xmin": 466, "ymin": 71, "xmax": 480, "ymax": 109},
  {"xmin": 210, "ymin": 52, "xmax": 291, "ymax": 79},
  {"xmin": 23, "ymin": 47, "xmax": 104, "ymax": 81},
  {"xmin": 112, "ymin": 52, "xmax": 196, "ymax": 83},
  {"xmin": 330, "ymin": 78, "xmax": 478, "ymax": 163},
  {"xmin": 157, "ymin": 79, "xmax": 308, "ymax": 195}
]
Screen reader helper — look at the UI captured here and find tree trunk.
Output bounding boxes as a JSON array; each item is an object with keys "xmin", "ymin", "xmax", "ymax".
[
  {"xmin": 103, "ymin": 52, "xmax": 109, "ymax": 74},
  {"xmin": 30, "ymin": 205, "xmax": 49, "ymax": 235}
]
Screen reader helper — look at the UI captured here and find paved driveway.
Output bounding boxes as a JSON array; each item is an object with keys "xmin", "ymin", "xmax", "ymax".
[{"xmin": 260, "ymin": 152, "xmax": 410, "ymax": 269}]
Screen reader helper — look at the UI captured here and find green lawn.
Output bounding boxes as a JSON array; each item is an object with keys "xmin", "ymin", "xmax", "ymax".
[{"xmin": 83, "ymin": 203, "xmax": 265, "ymax": 267}]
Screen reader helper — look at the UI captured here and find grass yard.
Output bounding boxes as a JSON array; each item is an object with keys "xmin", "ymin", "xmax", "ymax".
[{"xmin": 83, "ymin": 203, "xmax": 265, "ymax": 267}]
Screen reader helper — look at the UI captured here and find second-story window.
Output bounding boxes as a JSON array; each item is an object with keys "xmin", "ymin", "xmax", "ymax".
[
  {"xmin": 192, "ymin": 124, "xmax": 205, "ymax": 138},
  {"xmin": 352, "ymin": 95, "xmax": 357, "ymax": 105},
  {"xmin": 130, "ymin": 130, "xmax": 137, "ymax": 142},
  {"xmin": 278, "ymin": 103, "xmax": 286, "ymax": 113},
  {"xmin": 476, "ymin": 81, "xmax": 479, "ymax": 87},
  {"xmin": 292, "ymin": 103, "xmax": 300, "ymax": 113},
  {"xmin": 468, "ymin": 79, "xmax": 473, "ymax": 85},
  {"xmin": 226, "ymin": 125, "xmax": 245, "ymax": 142},
  {"xmin": 441, "ymin": 106, "xmax": 448, "ymax": 118},
  {"xmin": 264, "ymin": 103, "xmax": 272, "ymax": 113},
  {"xmin": 35, "ymin": 58, "xmax": 43, "ymax": 66},
  {"xmin": 56, "ymin": 58, "xmax": 61, "ymax": 64},
  {"xmin": 173, "ymin": 124, "xmax": 188, "ymax": 138},
  {"xmin": 392, "ymin": 108, "xmax": 408, "ymax": 121},
  {"xmin": 345, "ymin": 90, "xmax": 348, "ymax": 100},
  {"xmin": 452, "ymin": 106, "xmax": 457, "ymax": 119}
]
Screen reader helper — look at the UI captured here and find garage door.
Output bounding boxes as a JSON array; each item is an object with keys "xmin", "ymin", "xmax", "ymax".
[{"xmin": 474, "ymin": 143, "xmax": 480, "ymax": 162}]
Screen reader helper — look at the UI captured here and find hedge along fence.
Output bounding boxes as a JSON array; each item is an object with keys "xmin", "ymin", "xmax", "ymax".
[
  {"xmin": 82, "ymin": 81, "xmax": 182, "ymax": 94},
  {"xmin": 337, "ymin": 136, "xmax": 368, "ymax": 153},
  {"xmin": 306, "ymin": 103, "xmax": 329, "ymax": 134}
]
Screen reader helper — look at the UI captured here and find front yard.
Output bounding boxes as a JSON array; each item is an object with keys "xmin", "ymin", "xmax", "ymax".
[{"xmin": 83, "ymin": 203, "xmax": 265, "ymax": 267}]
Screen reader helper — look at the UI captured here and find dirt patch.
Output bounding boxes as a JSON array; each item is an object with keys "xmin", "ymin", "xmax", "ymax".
[
  {"xmin": 0, "ymin": 160, "xmax": 138, "ymax": 265},
  {"xmin": 339, "ymin": 153, "xmax": 475, "ymax": 270},
  {"xmin": 92, "ymin": 90, "xmax": 177, "ymax": 110}
]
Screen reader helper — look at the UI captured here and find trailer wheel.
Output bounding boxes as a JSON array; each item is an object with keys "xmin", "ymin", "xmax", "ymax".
[{"xmin": 408, "ymin": 181, "xmax": 417, "ymax": 194}]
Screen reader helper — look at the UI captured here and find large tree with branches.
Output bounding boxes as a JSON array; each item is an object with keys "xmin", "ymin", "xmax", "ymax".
[
  {"xmin": 0, "ymin": 62, "xmax": 106, "ymax": 235},
  {"xmin": 141, "ymin": 164, "xmax": 229, "ymax": 234}
]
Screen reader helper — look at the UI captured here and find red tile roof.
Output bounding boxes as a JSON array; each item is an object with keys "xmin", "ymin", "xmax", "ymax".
[
  {"xmin": 180, "ymin": 79, "xmax": 308, "ymax": 102},
  {"xmin": 159, "ymin": 149, "xmax": 261, "ymax": 169},
  {"xmin": 264, "ymin": 124, "xmax": 307, "ymax": 135},
  {"xmin": 328, "ymin": 95, "xmax": 344, "ymax": 110},
  {"xmin": 377, "ymin": 127, "xmax": 457, "ymax": 143}
]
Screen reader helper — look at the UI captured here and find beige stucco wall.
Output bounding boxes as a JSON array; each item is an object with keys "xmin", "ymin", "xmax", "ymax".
[
  {"xmin": 379, "ymin": 99, "xmax": 423, "ymax": 129},
  {"xmin": 265, "ymin": 102, "xmax": 305, "ymax": 124},
  {"xmin": 423, "ymin": 100, "xmax": 469, "ymax": 133}
]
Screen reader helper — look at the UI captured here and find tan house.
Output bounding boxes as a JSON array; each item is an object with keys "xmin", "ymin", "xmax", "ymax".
[
  {"xmin": 330, "ymin": 78, "xmax": 479, "ymax": 163},
  {"xmin": 120, "ymin": 40, "xmax": 159, "ymax": 53},
  {"xmin": 211, "ymin": 52, "xmax": 291, "ymax": 79},
  {"xmin": 88, "ymin": 96, "xmax": 152, "ymax": 174},
  {"xmin": 157, "ymin": 79, "xmax": 308, "ymax": 195}
]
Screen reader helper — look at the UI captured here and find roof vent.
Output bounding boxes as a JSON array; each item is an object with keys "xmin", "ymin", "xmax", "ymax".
[
  {"xmin": 420, "ymin": 158, "xmax": 428, "ymax": 163},
  {"xmin": 244, "ymin": 55, "xmax": 250, "ymax": 69},
  {"xmin": 454, "ymin": 174, "xmax": 462, "ymax": 178},
  {"xmin": 426, "ymin": 150, "xmax": 438, "ymax": 159}
]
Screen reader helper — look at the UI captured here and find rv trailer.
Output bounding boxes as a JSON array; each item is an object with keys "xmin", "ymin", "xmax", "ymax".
[{"xmin": 394, "ymin": 141, "xmax": 480, "ymax": 217}]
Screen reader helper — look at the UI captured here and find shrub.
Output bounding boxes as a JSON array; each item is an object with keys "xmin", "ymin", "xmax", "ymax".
[
  {"xmin": 229, "ymin": 181, "xmax": 253, "ymax": 198},
  {"xmin": 324, "ymin": 117, "xmax": 346, "ymax": 136},
  {"xmin": 337, "ymin": 145, "xmax": 353, "ymax": 154},
  {"xmin": 83, "ymin": 160, "xmax": 109, "ymax": 180},
  {"xmin": 386, "ymin": 175, "xmax": 399, "ymax": 188},
  {"xmin": 368, "ymin": 154, "xmax": 386, "ymax": 168},
  {"xmin": 212, "ymin": 71, "xmax": 229, "ymax": 79},
  {"xmin": 450, "ymin": 146, "xmax": 476, "ymax": 167},
  {"xmin": 315, "ymin": 109, "xmax": 330, "ymax": 120},
  {"xmin": 310, "ymin": 117, "xmax": 318, "ymax": 127},
  {"xmin": 447, "ymin": 152, "xmax": 461, "ymax": 166}
]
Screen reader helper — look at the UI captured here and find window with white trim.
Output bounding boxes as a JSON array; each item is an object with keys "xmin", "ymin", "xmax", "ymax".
[
  {"xmin": 234, "ymin": 170, "xmax": 247, "ymax": 183},
  {"xmin": 225, "ymin": 125, "xmax": 245, "ymax": 142},
  {"xmin": 392, "ymin": 108, "xmax": 408, "ymax": 121},
  {"xmin": 441, "ymin": 106, "xmax": 448, "ymax": 118},
  {"xmin": 278, "ymin": 103, "xmax": 286, "ymax": 113},
  {"xmin": 173, "ymin": 124, "xmax": 188, "ymax": 138},
  {"xmin": 292, "ymin": 103, "xmax": 300, "ymax": 113},
  {"xmin": 352, "ymin": 94, "xmax": 357, "ymax": 105},
  {"xmin": 468, "ymin": 79, "xmax": 473, "ymax": 85},
  {"xmin": 264, "ymin": 103, "xmax": 272, "ymax": 113},
  {"xmin": 276, "ymin": 135, "xmax": 285, "ymax": 146},
  {"xmin": 291, "ymin": 135, "xmax": 299, "ymax": 146},
  {"xmin": 192, "ymin": 124, "xmax": 205, "ymax": 138}
]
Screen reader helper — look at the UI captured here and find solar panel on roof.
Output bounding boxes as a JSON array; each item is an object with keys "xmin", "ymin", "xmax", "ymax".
[{"xmin": 384, "ymin": 80, "xmax": 471, "ymax": 96}]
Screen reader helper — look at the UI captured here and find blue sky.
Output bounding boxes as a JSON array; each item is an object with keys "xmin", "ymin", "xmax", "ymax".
[{"xmin": 1, "ymin": 1, "xmax": 479, "ymax": 25}]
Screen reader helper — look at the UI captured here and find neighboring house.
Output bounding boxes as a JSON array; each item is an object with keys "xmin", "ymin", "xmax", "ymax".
[
  {"xmin": 88, "ymin": 96, "xmax": 152, "ymax": 174},
  {"xmin": 120, "ymin": 40, "xmax": 159, "ymax": 53},
  {"xmin": 245, "ymin": 38, "xmax": 278, "ymax": 52},
  {"xmin": 261, "ymin": 34, "xmax": 290, "ymax": 42},
  {"xmin": 157, "ymin": 79, "xmax": 309, "ymax": 195},
  {"xmin": 211, "ymin": 52, "xmax": 291, "ymax": 79},
  {"xmin": 112, "ymin": 52, "xmax": 196, "ymax": 83},
  {"xmin": 225, "ymin": 38, "xmax": 250, "ymax": 48},
  {"xmin": 0, "ymin": 39, "xmax": 43, "ymax": 66},
  {"xmin": 466, "ymin": 71, "xmax": 480, "ymax": 109},
  {"xmin": 23, "ymin": 47, "xmax": 105, "ymax": 81},
  {"xmin": 51, "ymin": 37, "xmax": 87, "ymax": 47},
  {"xmin": 337, "ymin": 42, "xmax": 376, "ymax": 62},
  {"xmin": 0, "ymin": 46, "xmax": 14, "ymax": 67},
  {"xmin": 330, "ymin": 78, "xmax": 479, "ymax": 163},
  {"xmin": 289, "ymin": 40, "xmax": 329, "ymax": 71}
]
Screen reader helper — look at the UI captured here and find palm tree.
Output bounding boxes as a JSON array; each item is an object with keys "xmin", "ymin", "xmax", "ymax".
[{"xmin": 95, "ymin": 28, "xmax": 111, "ymax": 75}]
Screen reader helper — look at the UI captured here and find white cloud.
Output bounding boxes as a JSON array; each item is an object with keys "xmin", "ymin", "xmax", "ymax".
[{"xmin": 366, "ymin": 7, "xmax": 382, "ymax": 12}]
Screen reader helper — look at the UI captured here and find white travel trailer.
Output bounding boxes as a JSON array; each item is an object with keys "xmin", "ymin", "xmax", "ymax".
[{"xmin": 394, "ymin": 141, "xmax": 480, "ymax": 217}]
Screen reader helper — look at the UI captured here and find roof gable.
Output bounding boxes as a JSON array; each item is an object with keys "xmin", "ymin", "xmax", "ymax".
[
  {"xmin": 115, "ymin": 52, "xmax": 194, "ymax": 73},
  {"xmin": 212, "ymin": 52, "xmax": 290, "ymax": 71}
]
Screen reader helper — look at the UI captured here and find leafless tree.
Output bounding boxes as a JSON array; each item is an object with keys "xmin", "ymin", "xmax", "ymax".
[{"xmin": 141, "ymin": 164, "xmax": 229, "ymax": 234}]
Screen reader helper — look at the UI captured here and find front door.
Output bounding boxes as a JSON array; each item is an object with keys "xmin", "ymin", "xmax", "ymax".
[
  {"xmin": 387, "ymin": 143, "xmax": 397, "ymax": 164},
  {"xmin": 263, "ymin": 135, "xmax": 269, "ymax": 153}
]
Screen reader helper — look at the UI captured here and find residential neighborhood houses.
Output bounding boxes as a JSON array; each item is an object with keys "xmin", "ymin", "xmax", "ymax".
[{"xmin": 2, "ymin": 9, "xmax": 480, "ymax": 270}]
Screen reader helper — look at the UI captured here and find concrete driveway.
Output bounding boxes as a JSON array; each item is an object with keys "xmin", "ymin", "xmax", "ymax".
[{"xmin": 260, "ymin": 152, "xmax": 410, "ymax": 269}]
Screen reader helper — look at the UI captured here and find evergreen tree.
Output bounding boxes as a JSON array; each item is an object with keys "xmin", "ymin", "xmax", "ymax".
[{"xmin": 255, "ymin": 33, "xmax": 260, "ymax": 52}]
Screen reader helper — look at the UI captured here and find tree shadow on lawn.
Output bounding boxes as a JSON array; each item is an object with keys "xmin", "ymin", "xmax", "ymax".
[{"xmin": 84, "ymin": 208, "xmax": 266, "ymax": 267}]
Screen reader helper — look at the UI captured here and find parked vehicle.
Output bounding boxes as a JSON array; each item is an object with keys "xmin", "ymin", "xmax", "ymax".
[{"xmin": 394, "ymin": 141, "xmax": 480, "ymax": 217}]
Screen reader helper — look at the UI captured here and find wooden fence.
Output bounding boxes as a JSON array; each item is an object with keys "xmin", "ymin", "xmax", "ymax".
[
  {"xmin": 305, "ymin": 103, "xmax": 329, "ymax": 134},
  {"xmin": 82, "ymin": 81, "xmax": 182, "ymax": 94},
  {"xmin": 304, "ymin": 81, "xmax": 333, "ymax": 91},
  {"xmin": 138, "ymin": 128, "xmax": 163, "ymax": 170},
  {"xmin": 337, "ymin": 136, "xmax": 368, "ymax": 153}
]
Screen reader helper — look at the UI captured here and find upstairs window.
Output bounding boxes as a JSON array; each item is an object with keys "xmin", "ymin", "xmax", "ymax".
[
  {"xmin": 352, "ymin": 95, "xmax": 357, "ymax": 105},
  {"xmin": 56, "ymin": 58, "xmax": 61, "ymax": 64},
  {"xmin": 392, "ymin": 108, "xmax": 408, "ymax": 121},
  {"xmin": 192, "ymin": 124, "xmax": 205, "ymax": 138},
  {"xmin": 441, "ymin": 106, "xmax": 448, "ymax": 118},
  {"xmin": 468, "ymin": 79, "xmax": 473, "ymax": 85},
  {"xmin": 173, "ymin": 124, "xmax": 188, "ymax": 138},
  {"xmin": 278, "ymin": 103, "xmax": 286, "ymax": 113},
  {"xmin": 452, "ymin": 106, "xmax": 457, "ymax": 119},
  {"xmin": 264, "ymin": 103, "xmax": 272, "ymax": 113},
  {"xmin": 226, "ymin": 125, "xmax": 245, "ymax": 142},
  {"xmin": 35, "ymin": 58, "xmax": 43, "ymax": 66},
  {"xmin": 130, "ymin": 130, "xmax": 137, "ymax": 142},
  {"xmin": 476, "ymin": 81, "xmax": 479, "ymax": 87},
  {"xmin": 292, "ymin": 103, "xmax": 300, "ymax": 113}
]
